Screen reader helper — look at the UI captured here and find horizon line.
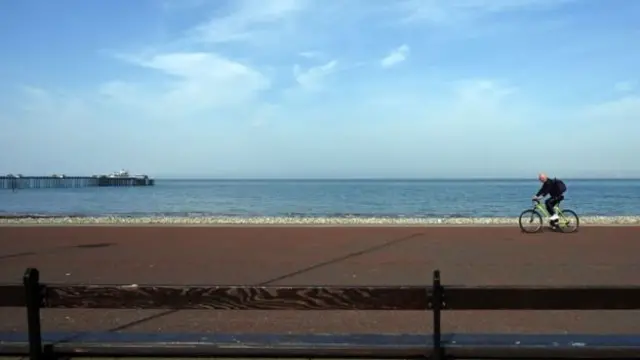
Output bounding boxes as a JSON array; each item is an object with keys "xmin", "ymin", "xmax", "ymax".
[
  {"xmin": 4, "ymin": 175, "xmax": 640, "ymax": 181},
  {"xmin": 151, "ymin": 177, "xmax": 640, "ymax": 181}
]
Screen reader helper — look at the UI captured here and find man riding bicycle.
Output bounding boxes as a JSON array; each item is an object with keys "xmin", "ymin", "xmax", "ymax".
[{"xmin": 532, "ymin": 173, "xmax": 567, "ymax": 227}]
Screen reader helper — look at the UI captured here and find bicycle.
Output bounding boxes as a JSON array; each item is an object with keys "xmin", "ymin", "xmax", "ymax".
[{"xmin": 518, "ymin": 198, "xmax": 580, "ymax": 233}]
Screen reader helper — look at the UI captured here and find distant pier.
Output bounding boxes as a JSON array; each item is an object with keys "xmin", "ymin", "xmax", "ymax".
[{"xmin": 1, "ymin": 174, "xmax": 154, "ymax": 190}]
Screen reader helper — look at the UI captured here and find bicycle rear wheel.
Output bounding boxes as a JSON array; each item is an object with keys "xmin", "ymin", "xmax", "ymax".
[
  {"xmin": 519, "ymin": 209, "xmax": 543, "ymax": 233},
  {"xmin": 558, "ymin": 209, "xmax": 579, "ymax": 233}
]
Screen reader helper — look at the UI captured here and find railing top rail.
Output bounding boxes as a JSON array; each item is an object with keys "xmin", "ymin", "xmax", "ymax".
[
  {"xmin": 2, "ymin": 268, "xmax": 640, "ymax": 310},
  {"xmin": 3, "ymin": 268, "xmax": 640, "ymax": 360}
]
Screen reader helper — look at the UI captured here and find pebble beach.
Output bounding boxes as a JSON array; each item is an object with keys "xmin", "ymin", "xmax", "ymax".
[{"xmin": 2, "ymin": 215, "xmax": 640, "ymax": 225}]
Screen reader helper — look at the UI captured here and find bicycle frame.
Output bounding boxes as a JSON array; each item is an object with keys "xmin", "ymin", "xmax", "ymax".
[
  {"xmin": 522, "ymin": 199, "xmax": 578, "ymax": 232},
  {"xmin": 533, "ymin": 200, "xmax": 563, "ymax": 218},
  {"xmin": 532, "ymin": 199, "xmax": 572, "ymax": 228}
]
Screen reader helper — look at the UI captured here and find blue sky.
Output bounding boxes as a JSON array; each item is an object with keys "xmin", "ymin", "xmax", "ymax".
[{"xmin": 1, "ymin": 0, "xmax": 639, "ymax": 178}]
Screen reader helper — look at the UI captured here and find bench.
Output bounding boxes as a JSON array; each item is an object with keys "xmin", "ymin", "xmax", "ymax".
[{"xmin": 1, "ymin": 268, "xmax": 640, "ymax": 359}]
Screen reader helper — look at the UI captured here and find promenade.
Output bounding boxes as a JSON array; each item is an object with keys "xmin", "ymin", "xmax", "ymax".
[{"xmin": 1, "ymin": 226, "xmax": 639, "ymax": 334}]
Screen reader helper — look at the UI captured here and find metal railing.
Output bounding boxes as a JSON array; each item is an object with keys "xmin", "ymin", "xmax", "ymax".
[{"xmin": 1, "ymin": 267, "xmax": 640, "ymax": 359}]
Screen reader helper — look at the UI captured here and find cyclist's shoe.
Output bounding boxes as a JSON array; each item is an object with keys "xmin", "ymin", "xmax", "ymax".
[
  {"xmin": 549, "ymin": 213, "xmax": 559, "ymax": 221},
  {"xmin": 549, "ymin": 219, "xmax": 559, "ymax": 229}
]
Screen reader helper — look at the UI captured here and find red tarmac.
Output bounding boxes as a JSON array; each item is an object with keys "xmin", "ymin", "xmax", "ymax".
[{"xmin": 1, "ymin": 225, "xmax": 639, "ymax": 334}]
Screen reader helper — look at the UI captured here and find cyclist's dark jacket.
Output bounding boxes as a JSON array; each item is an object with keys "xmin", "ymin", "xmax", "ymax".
[{"xmin": 536, "ymin": 178, "xmax": 566, "ymax": 198}]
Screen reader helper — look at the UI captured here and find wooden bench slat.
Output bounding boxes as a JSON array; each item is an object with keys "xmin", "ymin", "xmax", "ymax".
[
  {"xmin": 44, "ymin": 285, "xmax": 430, "ymax": 310},
  {"xmin": 4, "ymin": 283, "xmax": 640, "ymax": 310},
  {"xmin": 2, "ymin": 332, "xmax": 640, "ymax": 358},
  {"xmin": 0, "ymin": 285, "xmax": 24, "ymax": 307},
  {"xmin": 41, "ymin": 284, "xmax": 640, "ymax": 310},
  {"xmin": 2, "ymin": 331, "xmax": 640, "ymax": 346},
  {"xmin": 444, "ymin": 286, "xmax": 640, "ymax": 310}
]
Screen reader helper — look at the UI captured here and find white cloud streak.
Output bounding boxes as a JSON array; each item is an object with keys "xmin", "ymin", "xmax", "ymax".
[
  {"xmin": 101, "ymin": 51, "xmax": 270, "ymax": 118},
  {"xmin": 186, "ymin": 0, "xmax": 306, "ymax": 44},
  {"xmin": 397, "ymin": 0, "xmax": 577, "ymax": 25},
  {"xmin": 293, "ymin": 60, "xmax": 338, "ymax": 91},
  {"xmin": 380, "ymin": 44, "xmax": 410, "ymax": 68}
]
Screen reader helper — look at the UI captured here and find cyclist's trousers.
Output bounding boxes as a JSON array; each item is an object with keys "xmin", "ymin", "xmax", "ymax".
[{"xmin": 545, "ymin": 195, "xmax": 564, "ymax": 215}]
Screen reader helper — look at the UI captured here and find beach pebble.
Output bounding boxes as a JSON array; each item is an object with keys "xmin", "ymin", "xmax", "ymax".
[{"xmin": 0, "ymin": 216, "xmax": 639, "ymax": 225}]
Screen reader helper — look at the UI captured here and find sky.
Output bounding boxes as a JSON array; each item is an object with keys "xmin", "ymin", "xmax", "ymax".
[{"xmin": 1, "ymin": 0, "xmax": 639, "ymax": 179}]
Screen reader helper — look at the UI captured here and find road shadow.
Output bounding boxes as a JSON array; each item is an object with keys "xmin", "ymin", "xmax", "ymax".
[
  {"xmin": 97, "ymin": 231, "xmax": 426, "ymax": 334},
  {"xmin": 0, "ymin": 242, "xmax": 116, "ymax": 260}
]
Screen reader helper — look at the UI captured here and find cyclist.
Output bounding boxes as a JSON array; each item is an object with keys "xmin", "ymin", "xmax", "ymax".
[{"xmin": 532, "ymin": 173, "xmax": 567, "ymax": 227}]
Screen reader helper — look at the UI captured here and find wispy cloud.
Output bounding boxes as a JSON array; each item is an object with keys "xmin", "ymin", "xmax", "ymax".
[
  {"xmin": 397, "ymin": 0, "xmax": 576, "ymax": 25},
  {"xmin": 293, "ymin": 60, "xmax": 338, "ymax": 91},
  {"xmin": 380, "ymin": 44, "xmax": 410, "ymax": 68},
  {"xmin": 185, "ymin": 0, "xmax": 306, "ymax": 45},
  {"xmin": 104, "ymin": 51, "xmax": 270, "ymax": 117},
  {"xmin": 298, "ymin": 50, "xmax": 323, "ymax": 59},
  {"xmin": 450, "ymin": 79, "xmax": 517, "ymax": 107},
  {"xmin": 582, "ymin": 95, "xmax": 640, "ymax": 122},
  {"xmin": 614, "ymin": 80, "xmax": 636, "ymax": 93}
]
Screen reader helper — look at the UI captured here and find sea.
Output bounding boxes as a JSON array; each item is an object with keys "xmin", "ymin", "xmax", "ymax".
[{"xmin": 1, "ymin": 179, "xmax": 640, "ymax": 218}]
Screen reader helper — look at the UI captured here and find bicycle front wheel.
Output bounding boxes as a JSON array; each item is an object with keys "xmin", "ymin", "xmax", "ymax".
[
  {"xmin": 519, "ymin": 209, "xmax": 543, "ymax": 233},
  {"xmin": 558, "ymin": 209, "xmax": 580, "ymax": 233}
]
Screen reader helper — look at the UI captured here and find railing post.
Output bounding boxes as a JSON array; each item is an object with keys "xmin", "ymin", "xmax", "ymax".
[
  {"xmin": 23, "ymin": 268, "xmax": 43, "ymax": 360},
  {"xmin": 431, "ymin": 269, "xmax": 444, "ymax": 360}
]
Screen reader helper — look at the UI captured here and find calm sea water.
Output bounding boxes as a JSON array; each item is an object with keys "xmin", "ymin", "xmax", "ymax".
[{"xmin": 1, "ymin": 179, "xmax": 640, "ymax": 218}]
